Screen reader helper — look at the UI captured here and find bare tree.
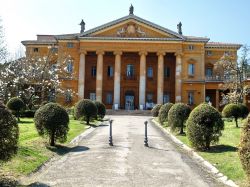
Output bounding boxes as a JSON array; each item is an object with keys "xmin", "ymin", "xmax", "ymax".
[
  {"xmin": 213, "ymin": 45, "xmax": 250, "ymax": 105},
  {"xmin": 0, "ymin": 46, "xmax": 76, "ymax": 108},
  {"xmin": 0, "ymin": 17, "xmax": 8, "ymax": 63}
]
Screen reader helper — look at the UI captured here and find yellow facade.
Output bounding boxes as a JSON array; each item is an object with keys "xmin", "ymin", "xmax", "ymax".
[{"xmin": 22, "ymin": 11, "xmax": 242, "ymax": 110}]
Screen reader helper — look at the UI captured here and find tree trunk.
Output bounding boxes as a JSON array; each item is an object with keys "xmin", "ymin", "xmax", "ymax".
[
  {"xmin": 180, "ymin": 124, "xmax": 184, "ymax": 134},
  {"xmin": 205, "ymin": 137, "xmax": 210, "ymax": 150},
  {"xmin": 17, "ymin": 111, "xmax": 20, "ymax": 122},
  {"xmin": 50, "ymin": 131, "xmax": 55, "ymax": 146},
  {"xmin": 235, "ymin": 117, "xmax": 239, "ymax": 128},
  {"xmin": 87, "ymin": 117, "xmax": 90, "ymax": 125}
]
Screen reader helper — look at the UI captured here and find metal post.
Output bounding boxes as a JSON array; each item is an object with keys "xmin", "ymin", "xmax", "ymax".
[
  {"xmin": 144, "ymin": 121, "xmax": 148, "ymax": 147},
  {"xmin": 109, "ymin": 119, "xmax": 113, "ymax": 146}
]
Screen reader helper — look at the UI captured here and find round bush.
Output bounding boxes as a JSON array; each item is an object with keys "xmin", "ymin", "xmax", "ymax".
[
  {"xmin": 158, "ymin": 103, "xmax": 173, "ymax": 125},
  {"xmin": 186, "ymin": 103, "xmax": 224, "ymax": 150},
  {"xmin": 168, "ymin": 103, "xmax": 191, "ymax": 134},
  {"xmin": 94, "ymin": 101, "xmax": 106, "ymax": 119},
  {"xmin": 7, "ymin": 97, "xmax": 25, "ymax": 122},
  {"xmin": 34, "ymin": 103, "xmax": 69, "ymax": 146},
  {"xmin": 0, "ymin": 102, "xmax": 19, "ymax": 160},
  {"xmin": 151, "ymin": 104, "xmax": 162, "ymax": 117},
  {"xmin": 238, "ymin": 103, "xmax": 249, "ymax": 118},
  {"xmin": 222, "ymin": 104, "xmax": 241, "ymax": 127},
  {"xmin": 74, "ymin": 99, "xmax": 97, "ymax": 125},
  {"xmin": 239, "ymin": 114, "xmax": 250, "ymax": 182}
]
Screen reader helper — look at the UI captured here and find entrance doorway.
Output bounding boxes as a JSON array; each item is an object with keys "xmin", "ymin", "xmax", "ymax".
[{"xmin": 125, "ymin": 91, "xmax": 134, "ymax": 110}]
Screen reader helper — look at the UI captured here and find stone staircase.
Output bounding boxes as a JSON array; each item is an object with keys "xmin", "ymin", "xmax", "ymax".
[{"xmin": 106, "ymin": 109, "xmax": 152, "ymax": 116}]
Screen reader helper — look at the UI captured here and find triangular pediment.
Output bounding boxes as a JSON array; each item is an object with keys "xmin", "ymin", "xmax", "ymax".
[{"xmin": 80, "ymin": 15, "xmax": 184, "ymax": 39}]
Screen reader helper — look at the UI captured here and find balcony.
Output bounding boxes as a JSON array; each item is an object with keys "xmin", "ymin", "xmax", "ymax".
[{"xmin": 205, "ymin": 75, "xmax": 224, "ymax": 82}]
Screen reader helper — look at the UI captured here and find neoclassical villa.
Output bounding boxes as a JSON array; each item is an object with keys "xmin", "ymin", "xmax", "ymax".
[{"xmin": 22, "ymin": 5, "xmax": 242, "ymax": 110}]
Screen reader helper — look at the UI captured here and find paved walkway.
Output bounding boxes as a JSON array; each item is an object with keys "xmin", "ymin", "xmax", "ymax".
[{"xmin": 25, "ymin": 116, "xmax": 225, "ymax": 187}]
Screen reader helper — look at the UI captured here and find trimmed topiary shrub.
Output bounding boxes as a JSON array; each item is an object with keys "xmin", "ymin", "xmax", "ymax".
[
  {"xmin": 34, "ymin": 103, "xmax": 69, "ymax": 146},
  {"xmin": 238, "ymin": 103, "xmax": 249, "ymax": 119},
  {"xmin": 94, "ymin": 101, "xmax": 106, "ymax": 119},
  {"xmin": 239, "ymin": 114, "xmax": 250, "ymax": 182},
  {"xmin": 7, "ymin": 97, "xmax": 25, "ymax": 122},
  {"xmin": 158, "ymin": 103, "xmax": 174, "ymax": 125},
  {"xmin": 168, "ymin": 103, "xmax": 191, "ymax": 134},
  {"xmin": 186, "ymin": 103, "xmax": 224, "ymax": 150},
  {"xmin": 151, "ymin": 104, "xmax": 162, "ymax": 117},
  {"xmin": 0, "ymin": 102, "xmax": 19, "ymax": 161},
  {"xmin": 74, "ymin": 99, "xmax": 97, "ymax": 125},
  {"xmin": 222, "ymin": 104, "xmax": 241, "ymax": 127}
]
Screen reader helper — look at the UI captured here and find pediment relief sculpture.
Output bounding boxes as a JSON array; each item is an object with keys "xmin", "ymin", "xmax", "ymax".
[{"xmin": 117, "ymin": 24, "xmax": 146, "ymax": 37}]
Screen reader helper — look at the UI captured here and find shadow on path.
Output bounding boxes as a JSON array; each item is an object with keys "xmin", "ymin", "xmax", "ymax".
[
  {"xmin": 47, "ymin": 145, "xmax": 89, "ymax": 156},
  {"xmin": 27, "ymin": 182, "xmax": 50, "ymax": 187}
]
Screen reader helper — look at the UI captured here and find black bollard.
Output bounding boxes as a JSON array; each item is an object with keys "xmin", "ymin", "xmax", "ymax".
[
  {"xmin": 144, "ymin": 121, "xmax": 148, "ymax": 147},
  {"xmin": 109, "ymin": 119, "xmax": 113, "ymax": 146}
]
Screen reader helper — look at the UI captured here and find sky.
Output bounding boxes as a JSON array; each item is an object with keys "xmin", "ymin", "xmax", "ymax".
[{"xmin": 0, "ymin": 0, "xmax": 250, "ymax": 57}]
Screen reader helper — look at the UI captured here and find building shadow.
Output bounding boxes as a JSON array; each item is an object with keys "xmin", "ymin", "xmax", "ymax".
[
  {"xmin": 148, "ymin": 146, "xmax": 170, "ymax": 152},
  {"xmin": 205, "ymin": 144, "xmax": 238, "ymax": 153},
  {"xmin": 46, "ymin": 145, "xmax": 89, "ymax": 156}
]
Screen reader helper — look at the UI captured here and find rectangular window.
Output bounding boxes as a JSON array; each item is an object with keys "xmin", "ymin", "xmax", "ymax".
[
  {"xmin": 188, "ymin": 45, "xmax": 194, "ymax": 50},
  {"xmin": 126, "ymin": 64, "xmax": 134, "ymax": 77},
  {"xmin": 146, "ymin": 93, "xmax": 153, "ymax": 103},
  {"xmin": 67, "ymin": 42, "xmax": 74, "ymax": 48},
  {"xmin": 65, "ymin": 89, "xmax": 72, "ymax": 103},
  {"xmin": 206, "ymin": 51, "xmax": 212, "ymax": 56},
  {"xmin": 33, "ymin": 48, "xmax": 39, "ymax": 52},
  {"xmin": 91, "ymin": 66, "xmax": 96, "ymax": 77},
  {"xmin": 163, "ymin": 94, "xmax": 170, "ymax": 104},
  {"xmin": 188, "ymin": 92, "xmax": 194, "ymax": 105},
  {"xmin": 188, "ymin": 64, "xmax": 195, "ymax": 76},
  {"xmin": 206, "ymin": 68, "xmax": 213, "ymax": 77},
  {"xmin": 51, "ymin": 47, "xmax": 58, "ymax": 53},
  {"xmin": 107, "ymin": 66, "xmax": 114, "ymax": 77},
  {"xmin": 164, "ymin": 67, "xmax": 170, "ymax": 78},
  {"xmin": 106, "ymin": 92, "xmax": 113, "ymax": 104},
  {"xmin": 147, "ymin": 67, "xmax": 153, "ymax": 78},
  {"xmin": 90, "ymin": 92, "xmax": 96, "ymax": 101},
  {"xmin": 224, "ymin": 51, "xmax": 231, "ymax": 56}
]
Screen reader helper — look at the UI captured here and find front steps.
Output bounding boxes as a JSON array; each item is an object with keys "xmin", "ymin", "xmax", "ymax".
[{"xmin": 106, "ymin": 109, "xmax": 152, "ymax": 116}]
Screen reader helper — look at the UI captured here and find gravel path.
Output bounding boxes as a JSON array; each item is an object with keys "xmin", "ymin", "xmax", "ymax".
[{"xmin": 24, "ymin": 115, "xmax": 225, "ymax": 187}]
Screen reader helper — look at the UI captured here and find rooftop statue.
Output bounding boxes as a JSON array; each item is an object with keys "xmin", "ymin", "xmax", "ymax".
[{"xmin": 129, "ymin": 4, "xmax": 134, "ymax": 15}]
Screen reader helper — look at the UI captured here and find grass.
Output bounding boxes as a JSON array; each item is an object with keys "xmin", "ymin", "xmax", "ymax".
[
  {"xmin": 156, "ymin": 117, "xmax": 248, "ymax": 186},
  {"xmin": 0, "ymin": 116, "xmax": 90, "ymax": 178}
]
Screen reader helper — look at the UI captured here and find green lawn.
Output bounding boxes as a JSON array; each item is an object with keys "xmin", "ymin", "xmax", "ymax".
[
  {"xmin": 158, "ymin": 118, "xmax": 247, "ymax": 186},
  {"xmin": 0, "ymin": 116, "xmax": 88, "ymax": 178}
]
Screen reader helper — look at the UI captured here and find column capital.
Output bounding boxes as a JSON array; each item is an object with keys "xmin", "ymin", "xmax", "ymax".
[
  {"xmin": 139, "ymin": 51, "xmax": 148, "ymax": 56},
  {"xmin": 175, "ymin": 52, "xmax": 183, "ymax": 57},
  {"xmin": 79, "ymin": 48, "xmax": 87, "ymax": 54},
  {"xmin": 113, "ymin": 51, "xmax": 123, "ymax": 56},
  {"xmin": 96, "ymin": 50, "xmax": 105, "ymax": 55},
  {"xmin": 157, "ymin": 51, "xmax": 166, "ymax": 56}
]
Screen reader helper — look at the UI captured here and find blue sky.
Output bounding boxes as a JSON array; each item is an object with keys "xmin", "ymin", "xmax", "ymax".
[{"xmin": 0, "ymin": 0, "xmax": 249, "ymax": 56}]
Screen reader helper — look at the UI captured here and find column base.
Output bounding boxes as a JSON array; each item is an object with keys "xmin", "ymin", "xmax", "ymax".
[{"xmin": 113, "ymin": 103, "xmax": 119, "ymax": 110}]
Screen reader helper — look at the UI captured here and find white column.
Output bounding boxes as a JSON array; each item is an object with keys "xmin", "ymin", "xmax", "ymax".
[
  {"xmin": 78, "ymin": 51, "xmax": 86, "ymax": 100},
  {"xmin": 157, "ymin": 52, "xmax": 165, "ymax": 104},
  {"xmin": 96, "ymin": 50, "xmax": 104, "ymax": 102},
  {"xmin": 139, "ymin": 51, "xmax": 147, "ymax": 109},
  {"xmin": 113, "ymin": 51, "xmax": 122, "ymax": 109},
  {"xmin": 175, "ymin": 52, "xmax": 183, "ymax": 102}
]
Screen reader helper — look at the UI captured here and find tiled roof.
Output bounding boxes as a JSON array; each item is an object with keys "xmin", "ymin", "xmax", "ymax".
[
  {"xmin": 21, "ymin": 40, "xmax": 57, "ymax": 45},
  {"xmin": 206, "ymin": 42, "xmax": 242, "ymax": 49}
]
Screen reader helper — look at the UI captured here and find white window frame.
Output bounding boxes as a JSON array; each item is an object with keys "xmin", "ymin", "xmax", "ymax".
[
  {"xmin": 188, "ymin": 45, "xmax": 194, "ymax": 50},
  {"xmin": 188, "ymin": 64, "xmax": 195, "ymax": 76},
  {"xmin": 90, "ymin": 92, "xmax": 96, "ymax": 101},
  {"xmin": 188, "ymin": 92, "xmax": 194, "ymax": 105}
]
